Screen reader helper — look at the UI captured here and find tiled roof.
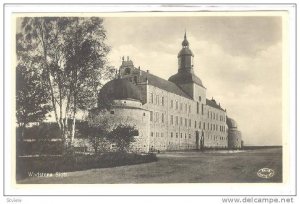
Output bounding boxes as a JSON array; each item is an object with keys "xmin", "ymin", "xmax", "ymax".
[
  {"xmin": 206, "ymin": 99, "xmax": 225, "ymax": 111},
  {"xmin": 168, "ymin": 71, "xmax": 204, "ymax": 88},
  {"xmin": 99, "ymin": 78, "xmax": 142, "ymax": 103},
  {"xmin": 140, "ymin": 70, "xmax": 192, "ymax": 99}
]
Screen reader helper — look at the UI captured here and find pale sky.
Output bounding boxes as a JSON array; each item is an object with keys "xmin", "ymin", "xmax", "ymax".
[{"xmin": 104, "ymin": 16, "xmax": 282, "ymax": 146}]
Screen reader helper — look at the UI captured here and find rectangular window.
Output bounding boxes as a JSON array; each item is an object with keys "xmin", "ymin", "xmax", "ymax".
[
  {"xmin": 180, "ymin": 117, "xmax": 183, "ymax": 126},
  {"xmin": 189, "ymin": 119, "xmax": 191, "ymax": 127},
  {"xmin": 176, "ymin": 133, "xmax": 178, "ymax": 138},
  {"xmin": 150, "ymin": 111, "xmax": 153, "ymax": 121},
  {"xmin": 171, "ymin": 115, "xmax": 174, "ymax": 125},
  {"xmin": 151, "ymin": 132, "xmax": 154, "ymax": 137},
  {"xmin": 171, "ymin": 100, "xmax": 173, "ymax": 108},
  {"xmin": 188, "ymin": 105, "xmax": 191, "ymax": 113},
  {"xmin": 185, "ymin": 104, "xmax": 187, "ymax": 112},
  {"xmin": 155, "ymin": 112, "xmax": 159, "ymax": 122},
  {"xmin": 156, "ymin": 95, "xmax": 159, "ymax": 105},
  {"xmin": 204, "ymin": 122, "xmax": 205, "ymax": 130},
  {"xmin": 202, "ymin": 104, "xmax": 204, "ymax": 115},
  {"xmin": 150, "ymin": 93, "xmax": 153, "ymax": 104},
  {"xmin": 195, "ymin": 121, "xmax": 197, "ymax": 128},
  {"xmin": 199, "ymin": 121, "xmax": 201, "ymax": 129},
  {"xmin": 176, "ymin": 101, "xmax": 178, "ymax": 110},
  {"xmin": 161, "ymin": 113, "xmax": 164, "ymax": 123},
  {"xmin": 180, "ymin": 103, "xmax": 183, "ymax": 111},
  {"xmin": 176, "ymin": 116, "xmax": 178, "ymax": 125},
  {"xmin": 162, "ymin": 96, "xmax": 164, "ymax": 106},
  {"xmin": 197, "ymin": 102, "xmax": 199, "ymax": 114},
  {"xmin": 185, "ymin": 118, "xmax": 187, "ymax": 127},
  {"xmin": 171, "ymin": 132, "xmax": 173, "ymax": 138}
]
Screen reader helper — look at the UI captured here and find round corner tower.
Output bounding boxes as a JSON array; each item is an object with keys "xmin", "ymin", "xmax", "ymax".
[
  {"xmin": 89, "ymin": 78, "xmax": 150, "ymax": 153},
  {"xmin": 226, "ymin": 117, "xmax": 242, "ymax": 149}
]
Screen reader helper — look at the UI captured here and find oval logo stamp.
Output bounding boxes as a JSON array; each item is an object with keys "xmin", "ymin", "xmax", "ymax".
[{"xmin": 257, "ymin": 168, "xmax": 275, "ymax": 179}]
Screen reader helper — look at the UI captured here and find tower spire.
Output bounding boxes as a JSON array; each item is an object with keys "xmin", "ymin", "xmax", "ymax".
[{"xmin": 182, "ymin": 30, "xmax": 189, "ymax": 47}]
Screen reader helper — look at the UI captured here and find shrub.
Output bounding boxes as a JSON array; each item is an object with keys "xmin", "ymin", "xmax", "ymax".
[
  {"xmin": 16, "ymin": 152, "xmax": 157, "ymax": 181},
  {"xmin": 106, "ymin": 124, "xmax": 138, "ymax": 152}
]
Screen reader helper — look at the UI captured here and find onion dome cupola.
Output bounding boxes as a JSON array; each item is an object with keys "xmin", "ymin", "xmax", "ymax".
[
  {"xmin": 169, "ymin": 32, "xmax": 204, "ymax": 88},
  {"xmin": 98, "ymin": 78, "xmax": 142, "ymax": 107},
  {"xmin": 178, "ymin": 31, "xmax": 194, "ymax": 72}
]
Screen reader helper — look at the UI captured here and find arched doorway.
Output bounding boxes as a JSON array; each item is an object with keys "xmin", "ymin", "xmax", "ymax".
[{"xmin": 200, "ymin": 131, "xmax": 204, "ymax": 150}]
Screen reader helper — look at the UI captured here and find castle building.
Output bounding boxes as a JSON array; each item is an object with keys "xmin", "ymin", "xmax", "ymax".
[{"xmin": 90, "ymin": 33, "xmax": 242, "ymax": 153}]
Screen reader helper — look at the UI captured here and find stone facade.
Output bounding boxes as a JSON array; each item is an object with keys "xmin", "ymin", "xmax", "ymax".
[
  {"xmin": 91, "ymin": 33, "xmax": 242, "ymax": 153},
  {"xmin": 228, "ymin": 129, "xmax": 242, "ymax": 149}
]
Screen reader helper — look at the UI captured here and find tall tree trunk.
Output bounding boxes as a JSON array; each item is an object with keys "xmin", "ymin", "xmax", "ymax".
[
  {"xmin": 40, "ymin": 21, "xmax": 61, "ymax": 133},
  {"xmin": 71, "ymin": 93, "xmax": 77, "ymax": 144},
  {"xmin": 64, "ymin": 83, "xmax": 73, "ymax": 139},
  {"xmin": 70, "ymin": 62, "xmax": 78, "ymax": 145},
  {"xmin": 58, "ymin": 78, "xmax": 66, "ymax": 145}
]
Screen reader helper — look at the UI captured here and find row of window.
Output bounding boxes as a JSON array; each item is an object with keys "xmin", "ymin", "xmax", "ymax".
[
  {"xmin": 170, "ymin": 115, "xmax": 192, "ymax": 127},
  {"xmin": 149, "ymin": 93, "xmax": 226, "ymax": 123},
  {"xmin": 170, "ymin": 100, "xmax": 191, "ymax": 113},
  {"xmin": 171, "ymin": 132, "xmax": 192, "ymax": 139},
  {"xmin": 149, "ymin": 93, "xmax": 193, "ymax": 114},
  {"xmin": 196, "ymin": 102, "xmax": 204, "ymax": 115},
  {"xmin": 150, "ymin": 111, "xmax": 165, "ymax": 123},
  {"xmin": 150, "ymin": 93, "xmax": 165, "ymax": 106},
  {"xmin": 150, "ymin": 132, "xmax": 227, "ymax": 142},
  {"xmin": 170, "ymin": 114, "xmax": 226, "ymax": 133},
  {"xmin": 150, "ymin": 111, "xmax": 227, "ymax": 133},
  {"xmin": 207, "ymin": 135, "xmax": 227, "ymax": 141},
  {"xmin": 207, "ymin": 110, "xmax": 225, "ymax": 122},
  {"xmin": 151, "ymin": 132, "xmax": 164, "ymax": 138}
]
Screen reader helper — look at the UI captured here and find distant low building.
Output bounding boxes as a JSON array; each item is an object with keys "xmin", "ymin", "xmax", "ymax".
[{"xmin": 90, "ymin": 33, "xmax": 242, "ymax": 153}]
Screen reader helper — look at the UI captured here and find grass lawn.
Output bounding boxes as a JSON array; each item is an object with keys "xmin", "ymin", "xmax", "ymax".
[{"xmin": 18, "ymin": 147, "xmax": 282, "ymax": 184}]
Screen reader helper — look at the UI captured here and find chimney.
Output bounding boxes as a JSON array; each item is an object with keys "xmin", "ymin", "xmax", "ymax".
[{"xmin": 146, "ymin": 70, "xmax": 149, "ymax": 73}]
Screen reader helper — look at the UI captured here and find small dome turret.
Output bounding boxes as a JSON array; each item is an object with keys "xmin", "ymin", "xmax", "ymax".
[
  {"xmin": 98, "ymin": 78, "xmax": 142, "ymax": 106},
  {"xmin": 226, "ymin": 117, "xmax": 238, "ymax": 129}
]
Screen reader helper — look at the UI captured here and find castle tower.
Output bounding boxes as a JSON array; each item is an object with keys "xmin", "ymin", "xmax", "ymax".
[
  {"xmin": 169, "ymin": 32, "xmax": 206, "ymax": 106},
  {"xmin": 226, "ymin": 117, "xmax": 242, "ymax": 149}
]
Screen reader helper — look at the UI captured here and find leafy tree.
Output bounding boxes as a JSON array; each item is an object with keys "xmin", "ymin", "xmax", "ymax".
[
  {"xmin": 87, "ymin": 126, "xmax": 110, "ymax": 154},
  {"xmin": 17, "ymin": 17, "xmax": 114, "ymax": 147},
  {"xmin": 106, "ymin": 125, "xmax": 138, "ymax": 152},
  {"xmin": 16, "ymin": 64, "xmax": 51, "ymax": 139},
  {"xmin": 80, "ymin": 116, "xmax": 110, "ymax": 154}
]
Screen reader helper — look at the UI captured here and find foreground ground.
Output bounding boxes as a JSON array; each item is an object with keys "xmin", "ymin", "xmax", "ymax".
[{"xmin": 18, "ymin": 147, "xmax": 282, "ymax": 183}]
